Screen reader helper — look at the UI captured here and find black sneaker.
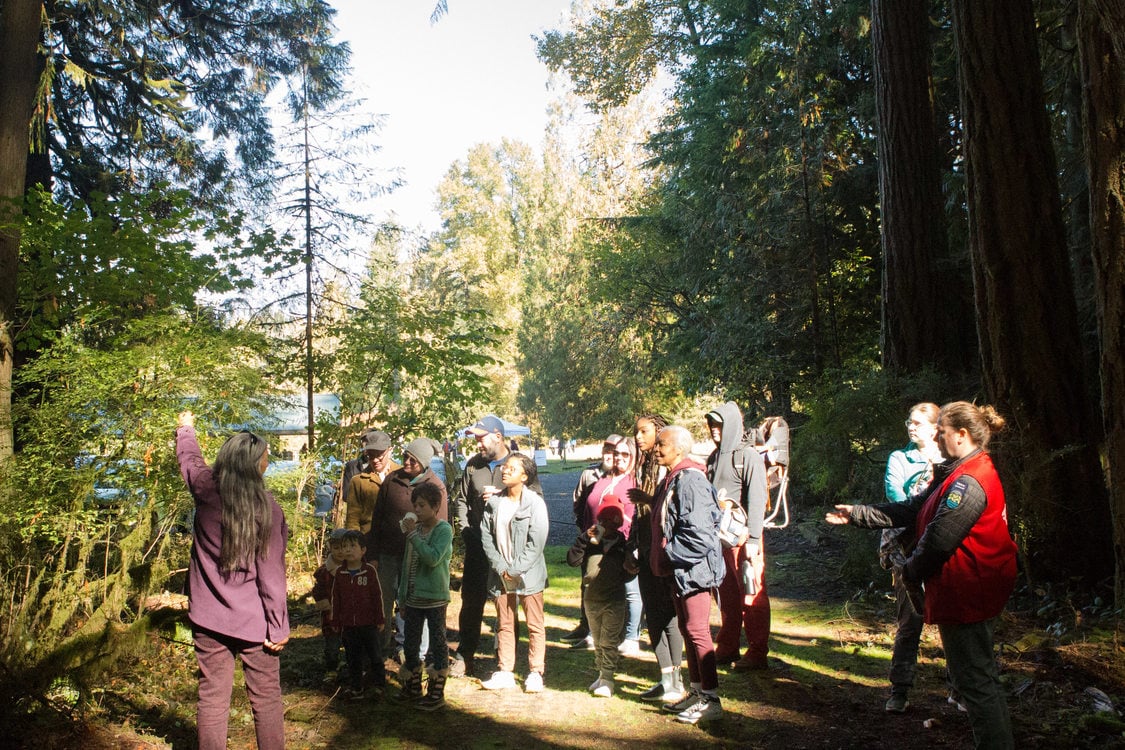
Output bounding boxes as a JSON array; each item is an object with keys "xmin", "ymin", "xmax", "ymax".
[
  {"xmin": 662, "ymin": 689, "xmax": 699, "ymax": 714},
  {"xmin": 885, "ymin": 693, "xmax": 910, "ymax": 713},
  {"xmin": 560, "ymin": 627, "xmax": 590, "ymax": 645},
  {"xmin": 639, "ymin": 682, "xmax": 665, "ymax": 702}
]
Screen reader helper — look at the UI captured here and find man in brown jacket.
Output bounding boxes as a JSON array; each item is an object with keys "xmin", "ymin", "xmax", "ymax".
[{"xmin": 345, "ymin": 430, "xmax": 399, "ymax": 535}]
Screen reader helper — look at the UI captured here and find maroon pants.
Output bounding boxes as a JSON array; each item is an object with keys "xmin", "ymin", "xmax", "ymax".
[
  {"xmin": 672, "ymin": 588, "xmax": 719, "ymax": 691},
  {"xmin": 715, "ymin": 540, "xmax": 771, "ymax": 660},
  {"xmin": 194, "ymin": 626, "xmax": 284, "ymax": 750}
]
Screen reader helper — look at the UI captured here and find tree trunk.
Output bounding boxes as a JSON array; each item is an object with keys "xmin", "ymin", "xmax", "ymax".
[
  {"xmin": 0, "ymin": 0, "xmax": 44, "ymax": 462},
  {"xmin": 873, "ymin": 0, "xmax": 973, "ymax": 374},
  {"xmin": 950, "ymin": 0, "xmax": 1112, "ymax": 584},
  {"xmin": 1079, "ymin": 0, "xmax": 1125, "ymax": 603}
]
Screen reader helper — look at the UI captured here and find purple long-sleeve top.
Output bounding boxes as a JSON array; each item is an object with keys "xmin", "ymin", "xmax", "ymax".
[{"xmin": 177, "ymin": 426, "xmax": 290, "ymax": 644}]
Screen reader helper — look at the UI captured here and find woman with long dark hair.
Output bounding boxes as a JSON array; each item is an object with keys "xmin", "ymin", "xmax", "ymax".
[
  {"xmin": 626, "ymin": 414, "xmax": 685, "ymax": 703},
  {"xmin": 176, "ymin": 411, "xmax": 289, "ymax": 750}
]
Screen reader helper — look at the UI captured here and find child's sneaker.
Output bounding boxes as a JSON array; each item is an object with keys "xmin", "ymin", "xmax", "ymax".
[
  {"xmin": 617, "ymin": 638, "xmax": 641, "ymax": 656},
  {"xmin": 524, "ymin": 671, "xmax": 544, "ymax": 693},
  {"xmin": 345, "ymin": 687, "xmax": 365, "ymax": 701},
  {"xmin": 481, "ymin": 670, "xmax": 517, "ymax": 690}
]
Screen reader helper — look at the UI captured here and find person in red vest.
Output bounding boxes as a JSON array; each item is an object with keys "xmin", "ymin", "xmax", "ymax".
[{"xmin": 825, "ymin": 401, "xmax": 1016, "ymax": 750}]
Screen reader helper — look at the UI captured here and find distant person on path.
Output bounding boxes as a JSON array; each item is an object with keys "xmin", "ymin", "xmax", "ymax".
[
  {"xmin": 368, "ymin": 437, "xmax": 447, "ymax": 658},
  {"xmin": 566, "ymin": 493, "xmax": 635, "ymax": 697},
  {"xmin": 479, "ymin": 453, "xmax": 550, "ymax": 693},
  {"xmin": 450, "ymin": 415, "xmax": 542, "ymax": 677},
  {"xmin": 650, "ymin": 425, "xmax": 725, "ymax": 726},
  {"xmin": 626, "ymin": 413, "xmax": 684, "ymax": 704},
  {"xmin": 397, "ymin": 482, "xmax": 454, "ymax": 710},
  {"xmin": 562, "ymin": 434, "xmax": 622, "ymax": 647},
  {"xmin": 705, "ymin": 401, "xmax": 771, "ymax": 671},
  {"xmin": 175, "ymin": 411, "xmax": 289, "ymax": 750},
  {"xmin": 825, "ymin": 402, "xmax": 1017, "ymax": 750},
  {"xmin": 331, "ymin": 530, "xmax": 386, "ymax": 700},
  {"xmin": 880, "ymin": 402, "xmax": 944, "ymax": 714},
  {"xmin": 344, "ymin": 430, "xmax": 398, "ymax": 536}
]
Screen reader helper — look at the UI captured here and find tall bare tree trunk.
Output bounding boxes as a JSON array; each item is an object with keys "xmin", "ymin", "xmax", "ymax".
[
  {"xmin": 873, "ymin": 0, "xmax": 973, "ymax": 375},
  {"xmin": 0, "ymin": 0, "xmax": 44, "ymax": 462},
  {"xmin": 1079, "ymin": 0, "xmax": 1125, "ymax": 603},
  {"xmin": 950, "ymin": 0, "xmax": 1112, "ymax": 584}
]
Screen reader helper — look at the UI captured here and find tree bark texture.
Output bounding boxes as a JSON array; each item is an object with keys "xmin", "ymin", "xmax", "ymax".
[
  {"xmin": 1079, "ymin": 0, "xmax": 1125, "ymax": 603},
  {"xmin": 873, "ymin": 0, "xmax": 974, "ymax": 375},
  {"xmin": 950, "ymin": 0, "xmax": 1112, "ymax": 583},
  {"xmin": 0, "ymin": 0, "xmax": 44, "ymax": 461}
]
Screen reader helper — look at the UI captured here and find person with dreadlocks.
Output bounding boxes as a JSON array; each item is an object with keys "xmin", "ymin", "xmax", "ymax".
[
  {"xmin": 625, "ymin": 413, "xmax": 685, "ymax": 704},
  {"xmin": 176, "ymin": 411, "xmax": 289, "ymax": 750}
]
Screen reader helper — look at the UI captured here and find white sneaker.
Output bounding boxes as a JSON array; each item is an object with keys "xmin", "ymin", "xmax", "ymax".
[
  {"xmin": 524, "ymin": 671, "xmax": 544, "ymax": 693},
  {"xmin": 481, "ymin": 671, "xmax": 516, "ymax": 690},
  {"xmin": 676, "ymin": 694, "xmax": 722, "ymax": 725},
  {"xmin": 592, "ymin": 679, "xmax": 613, "ymax": 698},
  {"xmin": 617, "ymin": 638, "xmax": 641, "ymax": 656},
  {"xmin": 588, "ymin": 677, "xmax": 604, "ymax": 692}
]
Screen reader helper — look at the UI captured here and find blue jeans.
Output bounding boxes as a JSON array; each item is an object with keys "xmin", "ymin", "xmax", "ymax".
[
  {"xmin": 379, "ymin": 552, "xmax": 429, "ymax": 658},
  {"xmin": 623, "ymin": 576, "xmax": 642, "ymax": 640}
]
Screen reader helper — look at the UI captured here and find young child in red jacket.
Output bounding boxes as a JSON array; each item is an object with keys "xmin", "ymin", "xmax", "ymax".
[{"xmin": 332, "ymin": 530, "xmax": 386, "ymax": 699}]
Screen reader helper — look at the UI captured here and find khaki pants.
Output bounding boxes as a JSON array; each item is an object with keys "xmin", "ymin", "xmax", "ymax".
[{"xmin": 494, "ymin": 591, "xmax": 546, "ymax": 675}]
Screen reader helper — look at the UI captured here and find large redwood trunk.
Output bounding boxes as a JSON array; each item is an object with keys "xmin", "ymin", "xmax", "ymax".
[
  {"xmin": 950, "ymin": 0, "xmax": 1112, "ymax": 583},
  {"xmin": 0, "ymin": 0, "xmax": 45, "ymax": 461},
  {"xmin": 1079, "ymin": 0, "xmax": 1125, "ymax": 602},
  {"xmin": 873, "ymin": 0, "xmax": 974, "ymax": 375}
]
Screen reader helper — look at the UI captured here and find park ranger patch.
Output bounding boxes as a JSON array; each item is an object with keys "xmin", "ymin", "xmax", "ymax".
[{"xmin": 944, "ymin": 478, "xmax": 968, "ymax": 509}]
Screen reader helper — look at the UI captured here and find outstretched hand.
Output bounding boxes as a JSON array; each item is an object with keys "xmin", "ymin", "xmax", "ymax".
[
  {"xmin": 824, "ymin": 505, "xmax": 854, "ymax": 525},
  {"xmin": 177, "ymin": 410, "xmax": 195, "ymax": 429}
]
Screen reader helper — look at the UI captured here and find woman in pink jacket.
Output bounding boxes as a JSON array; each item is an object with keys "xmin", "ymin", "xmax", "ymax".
[{"xmin": 176, "ymin": 411, "xmax": 290, "ymax": 750}]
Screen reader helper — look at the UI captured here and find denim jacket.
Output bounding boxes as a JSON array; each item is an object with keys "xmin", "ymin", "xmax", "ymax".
[{"xmin": 481, "ymin": 487, "xmax": 549, "ymax": 596}]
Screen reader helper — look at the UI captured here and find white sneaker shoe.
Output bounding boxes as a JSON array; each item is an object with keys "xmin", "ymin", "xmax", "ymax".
[
  {"xmin": 481, "ymin": 671, "xmax": 516, "ymax": 690},
  {"xmin": 592, "ymin": 679, "xmax": 613, "ymax": 698},
  {"xmin": 524, "ymin": 671, "xmax": 544, "ymax": 693},
  {"xmin": 617, "ymin": 638, "xmax": 641, "ymax": 656},
  {"xmin": 588, "ymin": 677, "xmax": 604, "ymax": 692},
  {"xmin": 676, "ymin": 694, "xmax": 722, "ymax": 725}
]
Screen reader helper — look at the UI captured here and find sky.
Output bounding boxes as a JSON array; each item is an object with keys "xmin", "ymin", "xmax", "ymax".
[{"xmin": 329, "ymin": 0, "xmax": 574, "ymax": 233}]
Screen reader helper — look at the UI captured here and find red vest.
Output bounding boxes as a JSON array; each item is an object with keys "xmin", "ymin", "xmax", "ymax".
[{"xmin": 915, "ymin": 452, "xmax": 1017, "ymax": 625}]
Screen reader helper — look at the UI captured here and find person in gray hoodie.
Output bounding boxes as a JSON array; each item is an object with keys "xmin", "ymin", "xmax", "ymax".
[{"xmin": 705, "ymin": 401, "xmax": 771, "ymax": 670}]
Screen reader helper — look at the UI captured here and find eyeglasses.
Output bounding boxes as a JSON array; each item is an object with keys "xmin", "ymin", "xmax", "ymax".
[{"xmin": 613, "ymin": 451, "xmax": 632, "ymax": 458}]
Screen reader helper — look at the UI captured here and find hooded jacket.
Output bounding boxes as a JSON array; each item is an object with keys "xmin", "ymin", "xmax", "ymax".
[
  {"xmin": 650, "ymin": 458, "xmax": 724, "ymax": 596},
  {"xmin": 705, "ymin": 400, "xmax": 769, "ymax": 542}
]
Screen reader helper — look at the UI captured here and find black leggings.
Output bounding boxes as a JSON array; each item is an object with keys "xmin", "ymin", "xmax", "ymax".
[{"xmin": 637, "ymin": 563, "xmax": 683, "ymax": 671}]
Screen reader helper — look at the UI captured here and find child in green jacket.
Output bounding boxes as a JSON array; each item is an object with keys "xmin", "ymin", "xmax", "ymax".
[{"xmin": 397, "ymin": 482, "xmax": 453, "ymax": 710}]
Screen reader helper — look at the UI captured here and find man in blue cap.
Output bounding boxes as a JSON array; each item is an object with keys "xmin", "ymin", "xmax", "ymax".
[{"xmin": 450, "ymin": 414, "xmax": 541, "ymax": 676}]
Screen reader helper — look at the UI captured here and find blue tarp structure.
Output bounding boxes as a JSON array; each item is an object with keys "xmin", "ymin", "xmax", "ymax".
[
  {"xmin": 457, "ymin": 415, "xmax": 531, "ymax": 438},
  {"xmin": 258, "ymin": 393, "xmax": 341, "ymax": 433}
]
